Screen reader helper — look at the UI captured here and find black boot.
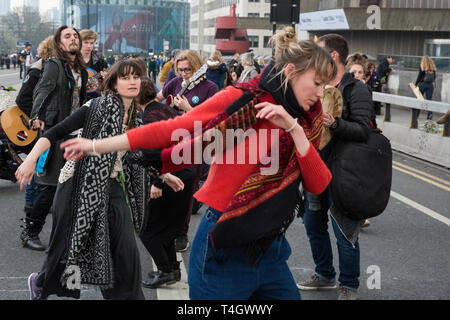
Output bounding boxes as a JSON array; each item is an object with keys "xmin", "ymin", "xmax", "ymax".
[
  {"xmin": 142, "ymin": 270, "xmax": 176, "ymax": 289},
  {"xmin": 20, "ymin": 217, "xmax": 46, "ymax": 251}
]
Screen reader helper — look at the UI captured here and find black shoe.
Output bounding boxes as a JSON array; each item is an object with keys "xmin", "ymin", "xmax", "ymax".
[
  {"xmin": 148, "ymin": 268, "xmax": 181, "ymax": 281},
  {"xmin": 175, "ymin": 236, "xmax": 189, "ymax": 252},
  {"xmin": 142, "ymin": 270, "xmax": 176, "ymax": 289}
]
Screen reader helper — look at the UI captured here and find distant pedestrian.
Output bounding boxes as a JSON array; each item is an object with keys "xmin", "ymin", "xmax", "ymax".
[
  {"xmin": 206, "ymin": 50, "xmax": 227, "ymax": 90},
  {"xmin": 373, "ymin": 56, "xmax": 394, "ymax": 115},
  {"xmin": 12, "ymin": 55, "xmax": 17, "ymax": 70},
  {"xmin": 415, "ymin": 55, "xmax": 436, "ymax": 120}
]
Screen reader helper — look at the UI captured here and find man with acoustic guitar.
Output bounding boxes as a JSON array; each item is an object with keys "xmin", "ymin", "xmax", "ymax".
[{"xmin": 80, "ymin": 29, "xmax": 108, "ymax": 101}]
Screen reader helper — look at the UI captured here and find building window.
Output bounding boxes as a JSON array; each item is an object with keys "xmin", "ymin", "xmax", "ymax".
[
  {"xmin": 249, "ymin": 0, "xmax": 261, "ymax": 2},
  {"xmin": 360, "ymin": 0, "xmax": 381, "ymax": 7},
  {"xmin": 263, "ymin": 36, "xmax": 271, "ymax": 48},
  {"xmin": 264, "ymin": 13, "xmax": 270, "ymax": 18},
  {"xmin": 248, "ymin": 13, "xmax": 260, "ymax": 18},
  {"xmin": 248, "ymin": 36, "xmax": 259, "ymax": 48}
]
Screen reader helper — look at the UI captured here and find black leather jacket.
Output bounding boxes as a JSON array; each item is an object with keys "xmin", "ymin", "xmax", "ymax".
[
  {"xmin": 30, "ymin": 58, "xmax": 87, "ymax": 186},
  {"xmin": 31, "ymin": 58, "xmax": 87, "ymax": 129}
]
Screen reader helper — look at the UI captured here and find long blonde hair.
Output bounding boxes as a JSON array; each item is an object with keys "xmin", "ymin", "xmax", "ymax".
[
  {"xmin": 270, "ymin": 27, "xmax": 337, "ymax": 93},
  {"xmin": 175, "ymin": 50, "xmax": 204, "ymax": 76},
  {"xmin": 420, "ymin": 56, "xmax": 436, "ymax": 72},
  {"xmin": 37, "ymin": 36, "xmax": 54, "ymax": 60}
]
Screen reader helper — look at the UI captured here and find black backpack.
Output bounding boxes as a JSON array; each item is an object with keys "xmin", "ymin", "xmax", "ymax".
[{"xmin": 329, "ymin": 83, "xmax": 393, "ymax": 220}]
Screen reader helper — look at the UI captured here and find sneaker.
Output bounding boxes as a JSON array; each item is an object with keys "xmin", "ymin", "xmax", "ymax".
[
  {"xmin": 175, "ymin": 236, "xmax": 190, "ymax": 252},
  {"xmin": 297, "ymin": 274, "xmax": 337, "ymax": 291},
  {"xmin": 28, "ymin": 272, "xmax": 42, "ymax": 300},
  {"xmin": 338, "ymin": 287, "xmax": 358, "ymax": 300},
  {"xmin": 362, "ymin": 219, "xmax": 371, "ymax": 228}
]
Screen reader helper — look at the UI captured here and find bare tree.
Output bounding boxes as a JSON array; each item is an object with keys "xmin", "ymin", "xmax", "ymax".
[{"xmin": 0, "ymin": 6, "xmax": 54, "ymax": 53}]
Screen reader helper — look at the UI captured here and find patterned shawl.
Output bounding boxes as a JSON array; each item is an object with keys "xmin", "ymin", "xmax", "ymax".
[{"xmin": 61, "ymin": 94, "xmax": 147, "ymax": 290}]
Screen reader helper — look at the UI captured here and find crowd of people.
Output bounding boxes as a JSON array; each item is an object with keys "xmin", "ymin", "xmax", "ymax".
[{"xmin": 6, "ymin": 23, "xmax": 446, "ymax": 302}]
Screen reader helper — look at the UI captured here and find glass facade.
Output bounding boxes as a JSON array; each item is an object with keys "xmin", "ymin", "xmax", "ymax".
[{"xmin": 62, "ymin": 0, "xmax": 190, "ymax": 54}]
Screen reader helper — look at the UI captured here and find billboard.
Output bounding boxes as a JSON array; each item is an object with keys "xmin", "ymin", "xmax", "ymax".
[{"xmin": 63, "ymin": 1, "xmax": 189, "ymax": 54}]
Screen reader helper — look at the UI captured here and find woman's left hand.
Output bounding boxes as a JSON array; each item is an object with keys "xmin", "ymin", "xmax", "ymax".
[
  {"xmin": 323, "ymin": 113, "xmax": 335, "ymax": 128},
  {"xmin": 15, "ymin": 159, "xmax": 37, "ymax": 191},
  {"xmin": 162, "ymin": 173, "xmax": 184, "ymax": 192},
  {"xmin": 254, "ymin": 102, "xmax": 297, "ymax": 131},
  {"xmin": 174, "ymin": 95, "xmax": 191, "ymax": 112}
]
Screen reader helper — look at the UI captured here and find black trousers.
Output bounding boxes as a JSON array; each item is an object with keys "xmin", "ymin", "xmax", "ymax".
[
  {"xmin": 140, "ymin": 170, "xmax": 195, "ymax": 272},
  {"xmin": 30, "ymin": 185, "xmax": 56, "ymax": 222}
]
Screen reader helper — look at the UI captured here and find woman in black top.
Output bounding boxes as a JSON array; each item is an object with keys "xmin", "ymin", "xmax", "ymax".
[
  {"xmin": 137, "ymin": 77, "xmax": 196, "ymax": 288},
  {"xmin": 415, "ymin": 55, "xmax": 437, "ymax": 120},
  {"xmin": 16, "ymin": 60, "xmax": 153, "ymax": 300}
]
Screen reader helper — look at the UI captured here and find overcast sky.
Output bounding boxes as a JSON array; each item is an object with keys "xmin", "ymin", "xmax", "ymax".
[{"xmin": 10, "ymin": 0, "xmax": 60, "ymax": 14}]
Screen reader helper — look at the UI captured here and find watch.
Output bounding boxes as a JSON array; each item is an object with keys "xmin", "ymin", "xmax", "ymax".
[{"xmin": 330, "ymin": 119, "xmax": 339, "ymax": 130}]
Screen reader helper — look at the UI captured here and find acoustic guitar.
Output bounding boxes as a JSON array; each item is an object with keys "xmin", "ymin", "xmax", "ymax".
[
  {"xmin": 166, "ymin": 64, "xmax": 208, "ymax": 108},
  {"xmin": 0, "ymin": 106, "xmax": 37, "ymax": 147},
  {"xmin": 86, "ymin": 67, "xmax": 104, "ymax": 94}
]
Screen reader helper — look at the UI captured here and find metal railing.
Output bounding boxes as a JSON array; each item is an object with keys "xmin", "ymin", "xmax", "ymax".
[
  {"xmin": 372, "ymin": 92, "xmax": 450, "ymax": 136},
  {"xmin": 377, "ymin": 54, "xmax": 450, "ymax": 72}
]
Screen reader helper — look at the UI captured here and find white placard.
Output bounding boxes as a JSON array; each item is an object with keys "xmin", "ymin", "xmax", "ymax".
[{"xmin": 298, "ymin": 9, "xmax": 350, "ymax": 31}]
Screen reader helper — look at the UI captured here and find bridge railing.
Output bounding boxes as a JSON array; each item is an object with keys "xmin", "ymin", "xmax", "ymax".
[{"xmin": 372, "ymin": 92, "xmax": 450, "ymax": 136}]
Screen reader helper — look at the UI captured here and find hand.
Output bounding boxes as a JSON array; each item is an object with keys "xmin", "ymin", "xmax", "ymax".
[
  {"xmin": 150, "ymin": 185, "xmax": 162, "ymax": 199},
  {"xmin": 162, "ymin": 173, "xmax": 184, "ymax": 192},
  {"xmin": 60, "ymin": 137, "xmax": 93, "ymax": 161},
  {"xmin": 231, "ymin": 72, "xmax": 237, "ymax": 81},
  {"xmin": 323, "ymin": 113, "xmax": 335, "ymax": 128},
  {"xmin": 15, "ymin": 158, "xmax": 37, "ymax": 191},
  {"xmin": 32, "ymin": 119, "xmax": 45, "ymax": 130},
  {"xmin": 254, "ymin": 102, "xmax": 298, "ymax": 131},
  {"xmin": 173, "ymin": 95, "xmax": 191, "ymax": 112}
]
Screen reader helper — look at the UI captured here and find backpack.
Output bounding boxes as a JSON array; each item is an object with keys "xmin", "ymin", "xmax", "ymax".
[
  {"xmin": 423, "ymin": 70, "xmax": 435, "ymax": 83},
  {"xmin": 329, "ymin": 83, "xmax": 393, "ymax": 220}
]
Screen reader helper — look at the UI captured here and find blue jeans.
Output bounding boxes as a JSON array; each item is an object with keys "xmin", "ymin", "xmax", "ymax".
[
  {"xmin": 303, "ymin": 189, "xmax": 360, "ymax": 290},
  {"xmin": 419, "ymin": 82, "xmax": 434, "ymax": 119},
  {"xmin": 25, "ymin": 174, "xmax": 43, "ymax": 208},
  {"xmin": 188, "ymin": 206, "xmax": 300, "ymax": 300}
]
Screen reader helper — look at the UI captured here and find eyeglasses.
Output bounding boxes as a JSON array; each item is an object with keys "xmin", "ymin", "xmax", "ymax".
[{"xmin": 178, "ymin": 68, "xmax": 192, "ymax": 74}]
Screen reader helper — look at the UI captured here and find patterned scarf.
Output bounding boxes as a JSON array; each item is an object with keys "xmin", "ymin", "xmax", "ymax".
[{"xmin": 61, "ymin": 94, "xmax": 147, "ymax": 290}]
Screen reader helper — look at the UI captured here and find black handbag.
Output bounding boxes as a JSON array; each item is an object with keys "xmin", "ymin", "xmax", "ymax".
[{"xmin": 329, "ymin": 128, "xmax": 393, "ymax": 220}]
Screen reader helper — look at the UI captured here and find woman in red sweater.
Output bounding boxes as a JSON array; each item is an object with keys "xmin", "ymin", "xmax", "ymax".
[{"xmin": 60, "ymin": 27, "xmax": 337, "ymax": 300}]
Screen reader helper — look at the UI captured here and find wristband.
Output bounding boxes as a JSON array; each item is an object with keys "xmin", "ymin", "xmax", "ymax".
[
  {"xmin": 87, "ymin": 139, "xmax": 101, "ymax": 158},
  {"xmin": 285, "ymin": 118, "xmax": 298, "ymax": 133}
]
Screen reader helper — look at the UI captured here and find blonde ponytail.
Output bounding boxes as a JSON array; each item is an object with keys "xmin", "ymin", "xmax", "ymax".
[{"xmin": 269, "ymin": 27, "xmax": 337, "ymax": 93}]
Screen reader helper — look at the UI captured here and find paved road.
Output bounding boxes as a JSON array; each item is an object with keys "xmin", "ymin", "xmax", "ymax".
[{"xmin": 0, "ymin": 68, "xmax": 449, "ymax": 300}]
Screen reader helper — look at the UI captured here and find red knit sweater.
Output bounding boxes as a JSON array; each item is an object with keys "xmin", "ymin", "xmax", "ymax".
[{"xmin": 127, "ymin": 86, "xmax": 331, "ymax": 212}]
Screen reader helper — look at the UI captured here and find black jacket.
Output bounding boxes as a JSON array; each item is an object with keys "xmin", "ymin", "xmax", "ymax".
[
  {"xmin": 31, "ymin": 58, "xmax": 88, "ymax": 128},
  {"xmin": 376, "ymin": 58, "xmax": 392, "ymax": 79},
  {"xmin": 15, "ymin": 59, "xmax": 44, "ymax": 117},
  {"xmin": 333, "ymin": 72, "xmax": 373, "ymax": 142},
  {"xmin": 30, "ymin": 58, "xmax": 87, "ymax": 186}
]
